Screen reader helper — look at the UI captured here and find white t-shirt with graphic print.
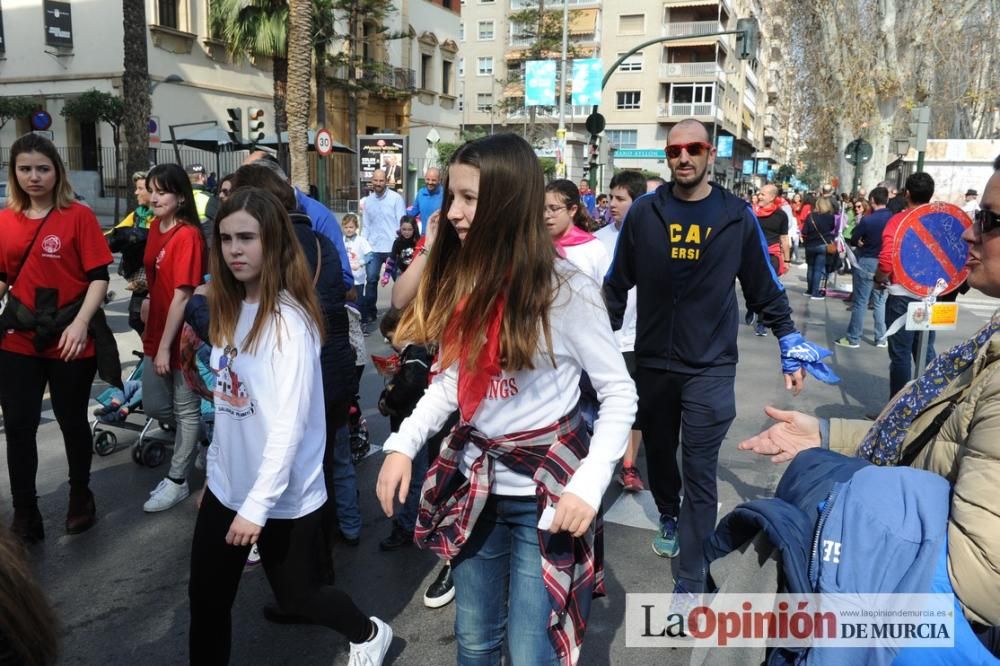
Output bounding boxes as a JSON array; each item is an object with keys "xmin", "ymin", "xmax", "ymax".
[{"xmin": 206, "ymin": 294, "xmax": 327, "ymax": 526}]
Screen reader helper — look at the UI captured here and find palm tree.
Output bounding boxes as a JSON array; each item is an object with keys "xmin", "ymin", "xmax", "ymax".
[
  {"xmin": 122, "ymin": 0, "xmax": 151, "ymax": 209},
  {"xmin": 286, "ymin": 0, "xmax": 313, "ymax": 190},
  {"xmin": 210, "ymin": 0, "xmax": 292, "ymax": 147}
]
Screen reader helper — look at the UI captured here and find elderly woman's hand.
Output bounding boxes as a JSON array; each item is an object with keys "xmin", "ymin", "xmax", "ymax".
[{"xmin": 738, "ymin": 405, "xmax": 821, "ymax": 464}]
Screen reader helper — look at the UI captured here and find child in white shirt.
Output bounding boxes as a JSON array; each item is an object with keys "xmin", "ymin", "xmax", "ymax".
[
  {"xmin": 188, "ymin": 188, "xmax": 392, "ymax": 666},
  {"xmin": 376, "ymin": 135, "xmax": 636, "ymax": 665}
]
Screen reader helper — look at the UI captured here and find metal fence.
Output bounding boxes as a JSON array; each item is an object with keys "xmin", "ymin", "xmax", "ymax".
[{"xmin": 1, "ymin": 145, "xmax": 356, "ymax": 208}]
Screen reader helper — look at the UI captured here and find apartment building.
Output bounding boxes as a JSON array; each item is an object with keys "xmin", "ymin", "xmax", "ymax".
[
  {"xmin": 458, "ymin": 0, "xmax": 787, "ymax": 189},
  {"xmin": 0, "ymin": 1, "xmax": 460, "ymax": 204},
  {"xmin": 0, "ymin": 0, "xmax": 274, "ymax": 195}
]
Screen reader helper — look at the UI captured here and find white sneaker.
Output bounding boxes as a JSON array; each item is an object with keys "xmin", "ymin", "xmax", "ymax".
[
  {"xmin": 245, "ymin": 543, "xmax": 261, "ymax": 568},
  {"xmin": 348, "ymin": 617, "xmax": 392, "ymax": 666},
  {"xmin": 143, "ymin": 479, "xmax": 190, "ymax": 512}
]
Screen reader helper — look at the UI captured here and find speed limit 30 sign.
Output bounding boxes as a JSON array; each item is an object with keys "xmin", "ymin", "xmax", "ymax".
[{"xmin": 315, "ymin": 128, "xmax": 334, "ymax": 157}]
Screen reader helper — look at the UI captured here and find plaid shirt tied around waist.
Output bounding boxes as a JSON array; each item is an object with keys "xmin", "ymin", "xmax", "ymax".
[{"xmin": 414, "ymin": 408, "xmax": 602, "ymax": 665}]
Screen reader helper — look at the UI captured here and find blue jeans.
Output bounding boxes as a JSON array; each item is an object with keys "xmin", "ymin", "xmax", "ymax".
[
  {"xmin": 805, "ymin": 244, "xmax": 828, "ymax": 296},
  {"xmin": 886, "ymin": 294, "xmax": 936, "ymax": 398},
  {"xmin": 328, "ymin": 424, "xmax": 361, "ymax": 539},
  {"xmin": 362, "ymin": 251, "xmax": 391, "ymax": 322},
  {"xmin": 452, "ymin": 495, "xmax": 561, "ymax": 665},
  {"xmin": 845, "ymin": 257, "xmax": 887, "ymax": 344},
  {"xmin": 395, "ymin": 440, "xmax": 429, "ymax": 533}
]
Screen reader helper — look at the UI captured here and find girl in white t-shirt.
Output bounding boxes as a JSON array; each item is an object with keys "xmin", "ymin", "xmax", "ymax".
[
  {"xmin": 544, "ymin": 179, "xmax": 611, "ymax": 284},
  {"xmin": 376, "ymin": 134, "xmax": 637, "ymax": 665},
  {"xmin": 188, "ymin": 188, "xmax": 391, "ymax": 665}
]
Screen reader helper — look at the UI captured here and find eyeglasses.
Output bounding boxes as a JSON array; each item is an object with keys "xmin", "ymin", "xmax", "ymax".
[
  {"xmin": 974, "ymin": 209, "xmax": 1000, "ymax": 235},
  {"xmin": 665, "ymin": 141, "xmax": 714, "ymax": 159},
  {"xmin": 544, "ymin": 204, "xmax": 568, "ymax": 215}
]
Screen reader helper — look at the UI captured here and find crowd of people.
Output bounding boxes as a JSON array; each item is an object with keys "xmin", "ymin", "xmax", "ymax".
[{"xmin": 0, "ymin": 122, "xmax": 997, "ymax": 666}]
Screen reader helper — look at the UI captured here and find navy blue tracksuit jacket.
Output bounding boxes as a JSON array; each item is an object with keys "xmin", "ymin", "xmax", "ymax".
[{"xmin": 603, "ymin": 182, "xmax": 797, "ymax": 375}]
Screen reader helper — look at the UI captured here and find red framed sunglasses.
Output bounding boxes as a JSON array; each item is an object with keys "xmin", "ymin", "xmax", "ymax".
[{"xmin": 666, "ymin": 141, "xmax": 714, "ymax": 159}]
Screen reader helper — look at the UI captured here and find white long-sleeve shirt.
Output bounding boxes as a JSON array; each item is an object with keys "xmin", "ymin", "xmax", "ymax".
[
  {"xmin": 594, "ymin": 223, "xmax": 637, "ymax": 352},
  {"xmin": 207, "ymin": 296, "xmax": 327, "ymax": 526},
  {"xmin": 563, "ymin": 237, "xmax": 611, "ymax": 285},
  {"xmin": 383, "ymin": 261, "xmax": 638, "ymax": 512}
]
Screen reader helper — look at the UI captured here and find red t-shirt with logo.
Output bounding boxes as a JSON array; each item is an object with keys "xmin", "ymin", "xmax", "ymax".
[
  {"xmin": 0, "ymin": 203, "xmax": 113, "ymax": 359},
  {"xmin": 142, "ymin": 220, "xmax": 204, "ymax": 367}
]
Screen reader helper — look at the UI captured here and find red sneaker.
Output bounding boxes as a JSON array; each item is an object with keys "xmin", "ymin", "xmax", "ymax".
[{"xmin": 619, "ymin": 465, "xmax": 645, "ymax": 492}]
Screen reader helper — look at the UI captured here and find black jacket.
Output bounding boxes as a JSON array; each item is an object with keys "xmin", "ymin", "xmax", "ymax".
[
  {"xmin": 801, "ymin": 212, "xmax": 837, "ymax": 247},
  {"xmin": 290, "ymin": 212, "xmax": 357, "ymax": 409},
  {"xmin": 604, "ymin": 182, "xmax": 796, "ymax": 375}
]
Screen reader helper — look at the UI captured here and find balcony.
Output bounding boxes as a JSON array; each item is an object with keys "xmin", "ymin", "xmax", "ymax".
[
  {"xmin": 664, "ymin": 0, "xmax": 732, "ymax": 12},
  {"xmin": 507, "ymin": 104, "xmax": 592, "ymax": 120},
  {"xmin": 328, "ymin": 61, "xmax": 416, "ymax": 94},
  {"xmin": 745, "ymin": 66, "xmax": 758, "ymax": 89},
  {"xmin": 659, "ymin": 62, "xmax": 726, "ymax": 80},
  {"xmin": 657, "ymin": 102, "xmax": 721, "ymax": 120},
  {"xmin": 661, "ymin": 20, "xmax": 724, "ymax": 39},
  {"xmin": 511, "ymin": 0, "xmax": 600, "ymax": 7}
]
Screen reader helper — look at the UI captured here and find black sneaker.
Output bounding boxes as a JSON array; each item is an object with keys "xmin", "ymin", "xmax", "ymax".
[
  {"xmin": 379, "ymin": 524, "xmax": 414, "ymax": 551},
  {"xmin": 423, "ymin": 564, "xmax": 455, "ymax": 609}
]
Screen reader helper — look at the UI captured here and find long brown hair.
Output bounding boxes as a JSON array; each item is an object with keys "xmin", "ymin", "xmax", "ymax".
[
  {"xmin": 0, "ymin": 526, "xmax": 59, "ymax": 665},
  {"xmin": 208, "ymin": 188, "xmax": 325, "ymax": 354},
  {"xmin": 6, "ymin": 133, "xmax": 76, "ymax": 213},
  {"xmin": 393, "ymin": 133, "xmax": 557, "ymax": 371}
]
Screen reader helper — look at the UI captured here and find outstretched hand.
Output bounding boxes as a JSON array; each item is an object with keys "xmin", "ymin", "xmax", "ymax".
[
  {"xmin": 376, "ymin": 451, "xmax": 413, "ymax": 518},
  {"xmin": 737, "ymin": 405, "xmax": 821, "ymax": 464}
]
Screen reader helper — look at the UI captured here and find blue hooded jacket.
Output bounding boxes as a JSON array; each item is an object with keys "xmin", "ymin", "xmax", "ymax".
[{"xmin": 707, "ymin": 449, "xmax": 956, "ymax": 666}]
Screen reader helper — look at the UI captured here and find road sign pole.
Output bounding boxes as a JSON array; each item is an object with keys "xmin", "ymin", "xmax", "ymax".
[
  {"xmin": 915, "ymin": 330, "xmax": 930, "ymax": 377},
  {"xmin": 916, "ymin": 150, "xmax": 926, "ymax": 173}
]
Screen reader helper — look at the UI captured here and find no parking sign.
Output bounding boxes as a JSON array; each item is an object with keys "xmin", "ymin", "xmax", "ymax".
[{"xmin": 890, "ymin": 203, "xmax": 971, "ymax": 297}]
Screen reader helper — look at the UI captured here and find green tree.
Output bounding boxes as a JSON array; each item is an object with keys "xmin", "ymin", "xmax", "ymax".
[
  {"xmin": 323, "ymin": 0, "xmax": 410, "ymax": 194},
  {"xmin": 122, "ymin": 0, "xmax": 151, "ymax": 210},
  {"xmin": 504, "ymin": 2, "xmax": 582, "ymax": 142},
  {"xmin": 211, "ymin": 0, "xmax": 294, "ymax": 153},
  {"xmin": 0, "ymin": 97, "xmax": 37, "ymax": 146},
  {"xmin": 61, "ymin": 90, "xmax": 125, "ymax": 220}
]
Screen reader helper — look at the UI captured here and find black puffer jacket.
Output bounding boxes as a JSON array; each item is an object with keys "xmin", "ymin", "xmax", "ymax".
[{"xmin": 290, "ymin": 212, "xmax": 357, "ymax": 411}]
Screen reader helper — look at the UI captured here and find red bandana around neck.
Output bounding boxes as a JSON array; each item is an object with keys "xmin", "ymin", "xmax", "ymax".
[
  {"xmin": 445, "ymin": 293, "xmax": 507, "ymax": 422},
  {"xmin": 553, "ymin": 225, "xmax": 596, "ymax": 258}
]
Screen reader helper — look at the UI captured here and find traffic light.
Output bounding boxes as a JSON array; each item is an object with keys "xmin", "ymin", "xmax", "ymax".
[
  {"xmin": 736, "ymin": 18, "xmax": 759, "ymax": 61},
  {"xmin": 247, "ymin": 107, "xmax": 266, "ymax": 143},
  {"xmin": 225, "ymin": 107, "xmax": 242, "ymax": 145},
  {"xmin": 909, "ymin": 106, "xmax": 930, "ymax": 152}
]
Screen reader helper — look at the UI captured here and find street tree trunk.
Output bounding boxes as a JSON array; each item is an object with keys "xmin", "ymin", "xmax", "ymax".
[
  {"xmin": 273, "ymin": 56, "xmax": 289, "ymax": 166},
  {"xmin": 348, "ymin": 1, "xmax": 359, "ymax": 197},
  {"xmin": 287, "ymin": 0, "xmax": 313, "ymax": 191},
  {"xmin": 122, "ymin": 0, "xmax": 151, "ymax": 211}
]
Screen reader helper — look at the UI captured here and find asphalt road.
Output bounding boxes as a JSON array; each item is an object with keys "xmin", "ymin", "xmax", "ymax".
[{"xmin": 1, "ymin": 263, "xmax": 994, "ymax": 665}]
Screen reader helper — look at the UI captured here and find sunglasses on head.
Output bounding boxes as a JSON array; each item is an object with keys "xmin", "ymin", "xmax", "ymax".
[
  {"xmin": 666, "ymin": 141, "xmax": 713, "ymax": 159},
  {"xmin": 974, "ymin": 209, "xmax": 1000, "ymax": 235}
]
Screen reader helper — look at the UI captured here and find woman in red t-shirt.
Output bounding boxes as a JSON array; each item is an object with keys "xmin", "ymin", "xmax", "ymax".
[
  {"xmin": 0, "ymin": 133, "xmax": 113, "ymax": 542},
  {"xmin": 140, "ymin": 163, "xmax": 206, "ymax": 513}
]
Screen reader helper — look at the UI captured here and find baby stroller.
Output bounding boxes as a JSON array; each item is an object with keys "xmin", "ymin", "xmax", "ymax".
[
  {"xmin": 90, "ymin": 328, "xmax": 215, "ymax": 468},
  {"xmin": 90, "ymin": 353, "xmax": 173, "ymax": 467}
]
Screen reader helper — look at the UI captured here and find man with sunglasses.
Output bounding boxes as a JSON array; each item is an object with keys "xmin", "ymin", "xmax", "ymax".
[{"xmin": 604, "ymin": 118, "xmax": 835, "ymax": 598}]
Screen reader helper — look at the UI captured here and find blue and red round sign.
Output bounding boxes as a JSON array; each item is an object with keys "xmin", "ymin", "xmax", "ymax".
[
  {"xmin": 31, "ymin": 111, "xmax": 52, "ymax": 131},
  {"xmin": 890, "ymin": 203, "xmax": 971, "ymax": 297}
]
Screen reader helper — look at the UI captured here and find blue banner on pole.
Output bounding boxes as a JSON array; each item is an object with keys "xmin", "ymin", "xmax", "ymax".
[
  {"xmin": 756, "ymin": 160, "xmax": 770, "ymax": 175},
  {"xmin": 716, "ymin": 135, "xmax": 734, "ymax": 158},
  {"xmin": 571, "ymin": 58, "xmax": 603, "ymax": 106},
  {"xmin": 742, "ymin": 159, "xmax": 754, "ymax": 175},
  {"xmin": 525, "ymin": 60, "xmax": 557, "ymax": 107}
]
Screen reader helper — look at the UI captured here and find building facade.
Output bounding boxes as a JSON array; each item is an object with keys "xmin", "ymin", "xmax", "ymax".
[
  {"xmin": 456, "ymin": 0, "xmax": 792, "ymax": 190},
  {"xmin": 0, "ymin": 0, "xmax": 275, "ymax": 203}
]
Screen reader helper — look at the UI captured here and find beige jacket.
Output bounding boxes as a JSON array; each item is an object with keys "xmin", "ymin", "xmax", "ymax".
[{"xmin": 828, "ymin": 336, "xmax": 1000, "ymax": 626}]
